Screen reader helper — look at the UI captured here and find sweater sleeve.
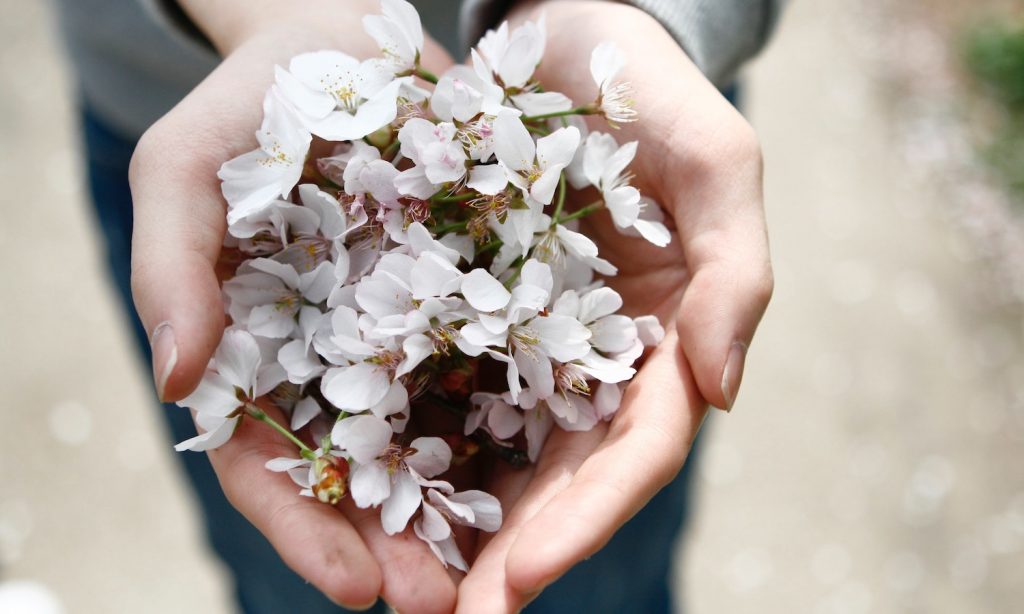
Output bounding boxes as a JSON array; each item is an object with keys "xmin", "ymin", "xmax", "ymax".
[{"xmin": 460, "ymin": 0, "xmax": 786, "ymax": 87}]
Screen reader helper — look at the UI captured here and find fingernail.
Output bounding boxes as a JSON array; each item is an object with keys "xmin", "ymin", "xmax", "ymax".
[
  {"xmin": 719, "ymin": 341, "xmax": 747, "ymax": 412},
  {"xmin": 151, "ymin": 322, "xmax": 177, "ymax": 402}
]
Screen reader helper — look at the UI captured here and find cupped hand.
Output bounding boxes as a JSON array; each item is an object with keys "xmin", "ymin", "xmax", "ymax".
[
  {"xmin": 128, "ymin": 3, "xmax": 461, "ymax": 610},
  {"xmin": 457, "ymin": 2, "xmax": 773, "ymax": 611}
]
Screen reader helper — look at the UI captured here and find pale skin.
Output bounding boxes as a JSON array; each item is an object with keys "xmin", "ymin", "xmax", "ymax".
[{"xmin": 128, "ymin": 0, "xmax": 772, "ymax": 612}]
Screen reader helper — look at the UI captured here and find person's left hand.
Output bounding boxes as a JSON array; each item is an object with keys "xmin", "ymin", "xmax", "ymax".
[{"xmin": 456, "ymin": 2, "xmax": 773, "ymax": 611}]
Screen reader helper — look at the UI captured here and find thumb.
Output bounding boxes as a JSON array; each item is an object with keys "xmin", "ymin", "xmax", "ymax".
[
  {"xmin": 670, "ymin": 128, "xmax": 773, "ymax": 411},
  {"xmin": 128, "ymin": 120, "xmax": 228, "ymax": 403}
]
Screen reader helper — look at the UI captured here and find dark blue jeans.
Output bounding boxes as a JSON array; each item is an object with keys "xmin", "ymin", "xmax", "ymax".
[{"xmin": 82, "ymin": 108, "xmax": 700, "ymax": 614}]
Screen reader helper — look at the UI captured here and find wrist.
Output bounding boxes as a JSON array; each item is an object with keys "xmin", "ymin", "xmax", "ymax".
[{"xmin": 175, "ymin": 0, "xmax": 379, "ymax": 55}]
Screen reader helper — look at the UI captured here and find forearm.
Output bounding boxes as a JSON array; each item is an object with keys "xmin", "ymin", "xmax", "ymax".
[
  {"xmin": 171, "ymin": 0, "xmax": 378, "ymax": 53},
  {"xmin": 467, "ymin": 0, "xmax": 785, "ymax": 85}
]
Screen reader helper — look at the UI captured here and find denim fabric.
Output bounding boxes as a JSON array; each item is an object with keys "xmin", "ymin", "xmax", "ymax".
[{"xmin": 80, "ymin": 98, "xmax": 719, "ymax": 612}]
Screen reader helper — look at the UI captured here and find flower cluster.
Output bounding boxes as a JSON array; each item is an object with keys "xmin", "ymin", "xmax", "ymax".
[{"xmin": 176, "ymin": 0, "xmax": 668, "ymax": 570}]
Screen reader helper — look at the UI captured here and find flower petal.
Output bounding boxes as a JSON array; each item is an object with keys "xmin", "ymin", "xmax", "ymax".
[
  {"xmin": 350, "ymin": 460, "xmax": 391, "ymax": 508},
  {"xmin": 321, "ymin": 363, "xmax": 392, "ymax": 411},
  {"xmin": 461, "ymin": 268, "xmax": 512, "ymax": 312},
  {"xmin": 406, "ymin": 437, "xmax": 452, "ymax": 478},
  {"xmin": 381, "ymin": 469, "xmax": 422, "ymax": 535},
  {"xmin": 332, "ymin": 414, "xmax": 393, "ymax": 464}
]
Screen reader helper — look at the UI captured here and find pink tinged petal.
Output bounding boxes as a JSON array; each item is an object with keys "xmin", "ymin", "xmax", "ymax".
[
  {"xmin": 634, "ymin": 315, "xmax": 666, "ymax": 346},
  {"xmin": 350, "ymin": 460, "xmax": 391, "ymax": 508},
  {"xmin": 536, "ymin": 126, "xmax": 580, "ymax": 171},
  {"xmin": 632, "ymin": 219, "xmax": 672, "ymax": 247},
  {"xmin": 593, "ymin": 381, "xmax": 623, "ymax": 420},
  {"xmin": 492, "ymin": 113, "xmax": 535, "ymax": 172},
  {"xmin": 464, "ymin": 408, "xmax": 486, "ymax": 436},
  {"xmin": 590, "ymin": 314, "xmax": 638, "ymax": 354},
  {"xmin": 178, "ymin": 372, "xmax": 242, "ymax": 418},
  {"xmin": 381, "ymin": 469, "xmax": 422, "ymax": 535},
  {"xmin": 419, "ymin": 501, "xmax": 453, "ymax": 541},
  {"xmin": 523, "ymin": 406, "xmax": 554, "ymax": 463},
  {"xmin": 414, "ymin": 521, "xmax": 468, "ymax": 572},
  {"xmin": 514, "ymin": 349, "xmax": 555, "ymax": 400},
  {"xmin": 467, "ymin": 164, "xmax": 508, "ymax": 195},
  {"xmin": 461, "ymin": 268, "xmax": 512, "ymax": 312},
  {"xmin": 578, "ymin": 287, "xmax": 623, "ymax": 323},
  {"xmin": 444, "ymin": 490, "xmax": 502, "ymax": 532},
  {"xmin": 214, "ymin": 329, "xmax": 262, "ymax": 393},
  {"xmin": 589, "ymin": 41, "xmax": 625, "ymax": 88},
  {"xmin": 427, "ymin": 490, "xmax": 475, "ymax": 524},
  {"xmin": 406, "ymin": 437, "xmax": 452, "ymax": 478},
  {"xmin": 397, "ymin": 334, "xmax": 433, "ymax": 377},
  {"xmin": 360, "ymin": 159, "xmax": 403, "ymax": 204},
  {"xmin": 394, "ymin": 166, "xmax": 436, "ymax": 199},
  {"xmin": 531, "ymin": 314, "xmax": 592, "ymax": 362},
  {"xmin": 486, "ymin": 397, "xmax": 525, "ymax": 439},
  {"xmin": 321, "ymin": 362, "xmax": 391, "ymax": 411},
  {"xmin": 332, "ymin": 415, "xmax": 393, "ymax": 464},
  {"xmin": 370, "ymin": 380, "xmax": 409, "ymax": 419},
  {"xmin": 290, "ymin": 396, "xmax": 322, "ymax": 431},
  {"xmin": 549, "ymin": 393, "xmax": 598, "ymax": 431},
  {"xmin": 174, "ymin": 416, "xmax": 239, "ymax": 452}
]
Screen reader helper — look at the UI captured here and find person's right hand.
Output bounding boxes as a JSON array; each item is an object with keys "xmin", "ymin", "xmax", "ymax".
[{"xmin": 128, "ymin": 1, "xmax": 459, "ymax": 610}]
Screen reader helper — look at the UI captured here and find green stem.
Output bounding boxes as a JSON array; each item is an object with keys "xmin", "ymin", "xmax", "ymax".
[
  {"xmin": 382, "ymin": 139, "xmax": 401, "ymax": 161},
  {"xmin": 244, "ymin": 401, "xmax": 316, "ymax": 460},
  {"xmin": 555, "ymin": 199, "xmax": 604, "ymax": 226},
  {"xmin": 522, "ymin": 106, "xmax": 596, "ymax": 123},
  {"xmin": 433, "ymin": 220, "xmax": 468, "ymax": 234},
  {"xmin": 525, "ymin": 123, "xmax": 551, "ymax": 136},
  {"xmin": 431, "ymin": 192, "xmax": 475, "ymax": 204},
  {"xmin": 414, "ymin": 65, "xmax": 439, "ymax": 84},
  {"xmin": 503, "ymin": 257, "xmax": 526, "ymax": 288},
  {"xmin": 551, "ymin": 173, "xmax": 568, "ymax": 221}
]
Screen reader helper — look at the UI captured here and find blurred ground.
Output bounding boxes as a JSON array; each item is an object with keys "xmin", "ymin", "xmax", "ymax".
[{"xmin": 1, "ymin": 1, "xmax": 1022, "ymax": 613}]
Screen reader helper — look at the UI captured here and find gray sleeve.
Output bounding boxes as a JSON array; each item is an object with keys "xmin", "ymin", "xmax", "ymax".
[{"xmin": 460, "ymin": 0, "xmax": 786, "ymax": 87}]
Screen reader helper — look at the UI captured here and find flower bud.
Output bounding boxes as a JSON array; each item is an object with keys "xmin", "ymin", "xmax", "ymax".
[
  {"xmin": 312, "ymin": 457, "xmax": 350, "ymax": 505},
  {"xmin": 442, "ymin": 433, "xmax": 480, "ymax": 466}
]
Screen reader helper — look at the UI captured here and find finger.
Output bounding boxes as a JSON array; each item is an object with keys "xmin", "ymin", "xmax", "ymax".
[
  {"xmin": 339, "ymin": 498, "xmax": 458, "ymax": 614},
  {"xmin": 503, "ymin": 329, "xmax": 706, "ymax": 594},
  {"xmin": 128, "ymin": 46, "xmax": 280, "ymax": 403},
  {"xmin": 206, "ymin": 405, "xmax": 382, "ymax": 609},
  {"xmin": 666, "ymin": 122, "xmax": 773, "ymax": 411},
  {"xmin": 457, "ymin": 427, "xmax": 605, "ymax": 614}
]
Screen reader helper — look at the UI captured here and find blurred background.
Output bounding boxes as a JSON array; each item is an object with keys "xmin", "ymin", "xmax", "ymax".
[{"xmin": 1, "ymin": 0, "xmax": 1023, "ymax": 612}]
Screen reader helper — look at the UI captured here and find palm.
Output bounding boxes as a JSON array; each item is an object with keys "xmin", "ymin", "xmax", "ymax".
[{"xmin": 454, "ymin": 2, "xmax": 774, "ymax": 611}]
